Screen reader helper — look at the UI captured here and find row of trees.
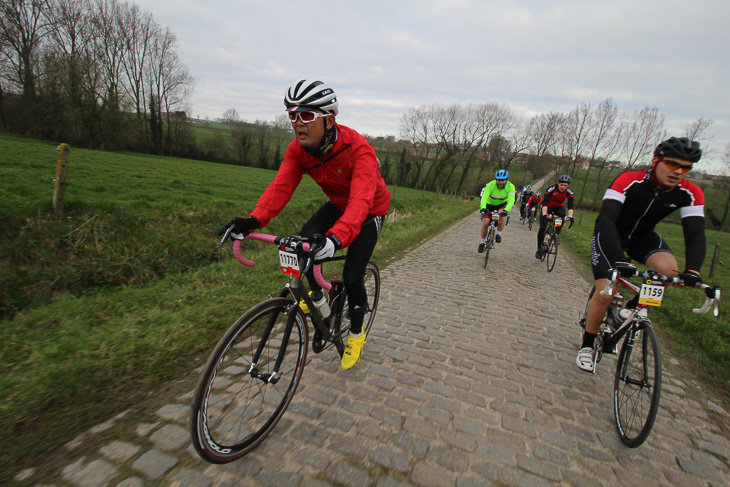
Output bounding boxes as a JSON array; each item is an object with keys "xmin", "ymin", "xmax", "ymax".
[
  {"xmin": 0, "ymin": 0, "xmax": 193, "ymax": 153},
  {"xmin": 395, "ymin": 98, "xmax": 715, "ymax": 204}
]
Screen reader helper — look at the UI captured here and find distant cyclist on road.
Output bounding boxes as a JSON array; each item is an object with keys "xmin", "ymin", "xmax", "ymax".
[
  {"xmin": 535, "ymin": 175, "xmax": 574, "ymax": 259},
  {"xmin": 519, "ymin": 185, "xmax": 534, "ymax": 221},
  {"xmin": 526, "ymin": 191, "xmax": 541, "ymax": 221},
  {"xmin": 478, "ymin": 169, "xmax": 516, "ymax": 253},
  {"xmin": 576, "ymin": 137, "xmax": 706, "ymax": 372}
]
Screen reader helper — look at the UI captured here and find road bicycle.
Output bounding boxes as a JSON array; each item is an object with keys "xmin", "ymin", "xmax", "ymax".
[
  {"xmin": 191, "ymin": 229, "xmax": 380, "ymax": 463},
  {"xmin": 538, "ymin": 215, "xmax": 571, "ymax": 272},
  {"xmin": 480, "ymin": 209, "xmax": 501, "ymax": 268},
  {"xmin": 577, "ymin": 263, "xmax": 721, "ymax": 448},
  {"xmin": 526, "ymin": 207, "xmax": 537, "ymax": 231}
]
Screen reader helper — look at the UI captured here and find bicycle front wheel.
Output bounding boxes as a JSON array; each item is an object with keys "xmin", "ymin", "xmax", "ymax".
[
  {"xmin": 613, "ymin": 321, "xmax": 662, "ymax": 448},
  {"xmin": 334, "ymin": 261, "xmax": 381, "ymax": 345},
  {"xmin": 528, "ymin": 217, "xmax": 533, "ymax": 231},
  {"xmin": 483, "ymin": 228, "xmax": 494, "ymax": 268},
  {"xmin": 546, "ymin": 236, "xmax": 558, "ymax": 272},
  {"xmin": 191, "ymin": 298, "xmax": 308, "ymax": 463}
]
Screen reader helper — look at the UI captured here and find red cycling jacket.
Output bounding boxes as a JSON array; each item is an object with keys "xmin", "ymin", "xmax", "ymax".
[{"xmin": 250, "ymin": 124, "xmax": 391, "ymax": 248}]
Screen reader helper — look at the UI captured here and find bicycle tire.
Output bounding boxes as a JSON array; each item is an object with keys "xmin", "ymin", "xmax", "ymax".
[
  {"xmin": 546, "ymin": 236, "xmax": 559, "ymax": 272},
  {"xmin": 191, "ymin": 298, "xmax": 308, "ymax": 463},
  {"xmin": 528, "ymin": 217, "xmax": 533, "ymax": 231},
  {"xmin": 334, "ymin": 261, "xmax": 381, "ymax": 345},
  {"xmin": 483, "ymin": 227, "xmax": 494, "ymax": 268},
  {"xmin": 613, "ymin": 321, "xmax": 662, "ymax": 448}
]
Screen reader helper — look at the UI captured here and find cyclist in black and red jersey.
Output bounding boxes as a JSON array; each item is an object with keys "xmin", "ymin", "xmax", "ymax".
[
  {"xmin": 219, "ymin": 80, "xmax": 391, "ymax": 370},
  {"xmin": 526, "ymin": 191, "xmax": 541, "ymax": 221},
  {"xmin": 535, "ymin": 175, "xmax": 574, "ymax": 259},
  {"xmin": 576, "ymin": 137, "xmax": 706, "ymax": 372}
]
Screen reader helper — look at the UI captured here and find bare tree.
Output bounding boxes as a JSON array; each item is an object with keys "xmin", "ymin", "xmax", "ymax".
[
  {"xmin": 0, "ymin": 0, "xmax": 52, "ymax": 102},
  {"xmin": 230, "ymin": 120, "xmax": 252, "ymax": 165},
  {"xmin": 221, "ymin": 107, "xmax": 240, "ymax": 123},
  {"xmin": 273, "ymin": 112, "xmax": 289, "ymax": 130},
  {"xmin": 683, "ymin": 116, "xmax": 714, "ymax": 159},
  {"xmin": 563, "ymin": 101, "xmax": 592, "ymax": 176},
  {"xmin": 620, "ymin": 106, "xmax": 666, "ymax": 169},
  {"xmin": 399, "ymin": 105, "xmax": 436, "ymax": 187}
]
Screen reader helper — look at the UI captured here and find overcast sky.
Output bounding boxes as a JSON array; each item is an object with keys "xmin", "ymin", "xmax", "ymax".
[{"xmin": 133, "ymin": 0, "xmax": 729, "ymax": 171}]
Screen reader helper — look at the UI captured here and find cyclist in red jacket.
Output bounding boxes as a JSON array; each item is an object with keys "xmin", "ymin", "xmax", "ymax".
[
  {"xmin": 576, "ymin": 137, "xmax": 706, "ymax": 372},
  {"xmin": 220, "ymin": 80, "xmax": 391, "ymax": 370}
]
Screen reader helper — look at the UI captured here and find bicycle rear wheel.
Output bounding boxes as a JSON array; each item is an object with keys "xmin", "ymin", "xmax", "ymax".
[
  {"xmin": 483, "ymin": 227, "xmax": 494, "ymax": 268},
  {"xmin": 191, "ymin": 298, "xmax": 308, "ymax": 463},
  {"xmin": 334, "ymin": 261, "xmax": 381, "ymax": 345},
  {"xmin": 546, "ymin": 236, "xmax": 558, "ymax": 272},
  {"xmin": 613, "ymin": 321, "xmax": 662, "ymax": 448}
]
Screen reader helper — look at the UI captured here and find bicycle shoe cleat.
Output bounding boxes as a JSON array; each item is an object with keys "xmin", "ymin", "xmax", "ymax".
[{"xmin": 341, "ymin": 332, "xmax": 367, "ymax": 369}]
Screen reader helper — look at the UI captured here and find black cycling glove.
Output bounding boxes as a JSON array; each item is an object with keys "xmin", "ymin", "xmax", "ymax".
[
  {"xmin": 218, "ymin": 216, "xmax": 259, "ymax": 239},
  {"xmin": 679, "ymin": 270, "xmax": 702, "ymax": 287}
]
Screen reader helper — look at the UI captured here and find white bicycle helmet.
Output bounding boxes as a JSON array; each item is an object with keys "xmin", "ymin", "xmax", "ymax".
[{"xmin": 284, "ymin": 80, "xmax": 339, "ymax": 115}]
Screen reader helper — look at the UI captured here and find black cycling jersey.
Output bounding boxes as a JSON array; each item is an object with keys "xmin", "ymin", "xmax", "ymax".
[{"xmin": 591, "ymin": 168, "xmax": 706, "ymax": 278}]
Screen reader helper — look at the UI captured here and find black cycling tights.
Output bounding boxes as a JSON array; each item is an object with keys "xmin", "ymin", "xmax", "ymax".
[
  {"xmin": 300, "ymin": 202, "xmax": 382, "ymax": 334},
  {"xmin": 537, "ymin": 206, "xmax": 566, "ymax": 247}
]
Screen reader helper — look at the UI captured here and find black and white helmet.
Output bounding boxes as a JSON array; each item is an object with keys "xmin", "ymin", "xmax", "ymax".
[
  {"xmin": 284, "ymin": 80, "xmax": 339, "ymax": 115},
  {"xmin": 558, "ymin": 174, "xmax": 572, "ymax": 184}
]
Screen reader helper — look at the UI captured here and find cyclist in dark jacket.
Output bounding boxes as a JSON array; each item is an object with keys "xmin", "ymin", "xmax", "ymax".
[
  {"xmin": 535, "ymin": 175, "xmax": 574, "ymax": 259},
  {"xmin": 576, "ymin": 137, "xmax": 706, "ymax": 372}
]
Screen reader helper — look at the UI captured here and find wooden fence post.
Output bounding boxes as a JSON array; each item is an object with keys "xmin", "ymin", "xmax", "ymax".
[
  {"xmin": 709, "ymin": 243, "xmax": 721, "ymax": 279},
  {"xmin": 53, "ymin": 144, "xmax": 70, "ymax": 218}
]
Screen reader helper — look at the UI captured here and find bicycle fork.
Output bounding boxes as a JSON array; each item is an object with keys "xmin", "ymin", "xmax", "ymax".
[{"xmin": 248, "ymin": 305, "xmax": 298, "ymax": 384}]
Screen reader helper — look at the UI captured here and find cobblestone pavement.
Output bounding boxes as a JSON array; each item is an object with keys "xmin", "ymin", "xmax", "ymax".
[{"xmin": 18, "ymin": 208, "xmax": 730, "ymax": 487}]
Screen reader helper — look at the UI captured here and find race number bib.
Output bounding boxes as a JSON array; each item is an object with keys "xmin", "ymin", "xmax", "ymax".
[
  {"xmin": 278, "ymin": 249, "xmax": 300, "ymax": 277},
  {"xmin": 555, "ymin": 218, "xmax": 563, "ymax": 227},
  {"xmin": 639, "ymin": 279, "xmax": 664, "ymax": 306}
]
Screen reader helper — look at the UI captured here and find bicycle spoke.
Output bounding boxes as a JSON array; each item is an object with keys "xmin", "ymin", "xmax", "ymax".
[
  {"xmin": 613, "ymin": 323, "xmax": 662, "ymax": 448},
  {"xmin": 191, "ymin": 299, "xmax": 307, "ymax": 463}
]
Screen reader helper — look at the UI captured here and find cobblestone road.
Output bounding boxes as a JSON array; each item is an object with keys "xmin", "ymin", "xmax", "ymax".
[{"xmin": 18, "ymin": 207, "xmax": 730, "ymax": 487}]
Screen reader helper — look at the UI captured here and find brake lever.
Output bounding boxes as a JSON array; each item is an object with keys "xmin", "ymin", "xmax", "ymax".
[
  {"xmin": 693, "ymin": 286, "xmax": 721, "ymax": 316},
  {"xmin": 216, "ymin": 226, "xmax": 234, "ymax": 249}
]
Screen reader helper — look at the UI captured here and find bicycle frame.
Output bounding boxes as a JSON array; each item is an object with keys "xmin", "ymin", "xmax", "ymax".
[
  {"xmin": 233, "ymin": 233, "xmax": 350, "ymax": 364},
  {"xmin": 596, "ymin": 267, "xmax": 721, "ymax": 362}
]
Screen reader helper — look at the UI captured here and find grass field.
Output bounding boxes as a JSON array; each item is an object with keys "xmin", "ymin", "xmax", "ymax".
[{"xmin": 0, "ymin": 131, "xmax": 478, "ymax": 478}]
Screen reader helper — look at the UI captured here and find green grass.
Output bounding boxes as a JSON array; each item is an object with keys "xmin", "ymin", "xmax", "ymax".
[
  {"xmin": 0, "ymin": 131, "xmax": 476, "ymax": 478},
  {"xmin": 562, "ymin": 210, "xmax": 730, "ymax": 402}
]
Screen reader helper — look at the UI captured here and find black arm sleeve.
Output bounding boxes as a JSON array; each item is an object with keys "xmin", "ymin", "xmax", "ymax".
[
  {"xmin": 681, "ymin": 216, "xmax": 706, "ymax": 272},
  {"xmin": 594, "ymin": 199, "xmax": 627, "ymax": 263},
  {"xmin": 567, "ymin": 194, "xmax": 575, "ymax": 210}
]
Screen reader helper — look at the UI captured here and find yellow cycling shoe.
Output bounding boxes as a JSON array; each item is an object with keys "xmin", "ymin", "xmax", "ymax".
[{"xmin": 341, "ymin": 332, "xmax": 367, "ymax": 370}]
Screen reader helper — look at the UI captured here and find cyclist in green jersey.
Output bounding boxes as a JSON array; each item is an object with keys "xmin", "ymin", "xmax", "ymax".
[{"xmin": 478, "ymin": 169, "xmax": 516, "ymax": 252}]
